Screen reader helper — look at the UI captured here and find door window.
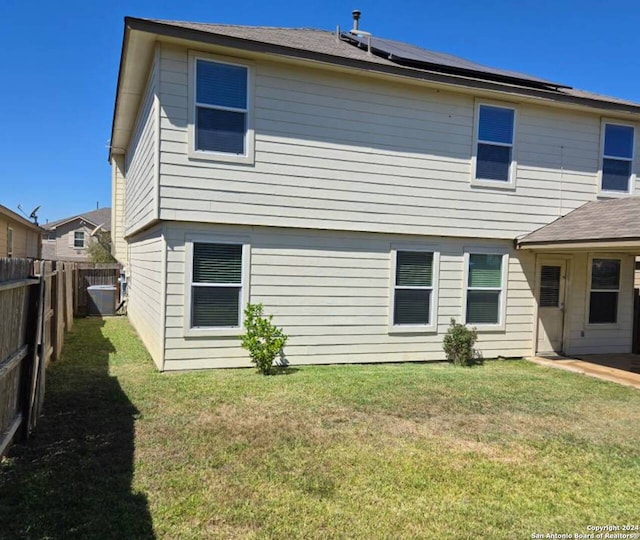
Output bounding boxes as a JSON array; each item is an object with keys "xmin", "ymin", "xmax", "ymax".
[{"xmin": 540, "ymin": 266, "xmax": 561, "ymax": 307}]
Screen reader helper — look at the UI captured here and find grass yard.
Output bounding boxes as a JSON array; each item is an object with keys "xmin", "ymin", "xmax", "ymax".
[{"xmin": 1, "ymin": 318, "xmax": 640, "ymax": 539}]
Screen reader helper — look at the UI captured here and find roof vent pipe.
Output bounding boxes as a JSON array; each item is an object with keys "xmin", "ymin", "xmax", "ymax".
[
  {"xmin": 348, "ymin": 9, "xmax": 372, "ymax": 55},
  {"xmin": 352, "ymin": 10, "xmax": 361, "ymax": 31}
]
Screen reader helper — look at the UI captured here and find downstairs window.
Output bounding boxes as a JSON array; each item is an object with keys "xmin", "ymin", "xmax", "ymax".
[
  {"xmin": 392, "ymin": 250, "xmax": 435, "ymax": 327},
  {"xmin": 465, "ymin": 252, "xmax": 506, "ymax": 326},
  {"xmin": 190, "ymin": 242, "xmax": 244, "ymax": 328},
  {"xmin": 589, "ymin": 258, "xmax": 620, "ymax": 324}
]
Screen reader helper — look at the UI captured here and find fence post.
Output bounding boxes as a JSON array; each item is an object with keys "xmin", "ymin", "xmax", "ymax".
[
  {"xmin": 50, "ymin": 263, "xmax": 58, "ymax": 362},
  {"xmin": 64, "ymin": 263, "xmax": 73, "ymax": 331},
  {"xmin": 55, "ymin": 263, "xmax": 64, "ymax": 360}
]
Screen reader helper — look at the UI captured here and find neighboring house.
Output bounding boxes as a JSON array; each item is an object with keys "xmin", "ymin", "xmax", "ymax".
[
  {"xmin": 0, "ymin": 204, "xmax": 41, "ymax": 259},
  {"xmin": 42, "ymin": 208, "xmax": 111, "ymax": 261},
  {"xmin": 110, "ymin": 15, "xmax": 640, "ymax": 371}
]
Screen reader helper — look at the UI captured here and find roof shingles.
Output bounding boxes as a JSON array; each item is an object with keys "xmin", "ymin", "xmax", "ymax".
[
  {"xmin": 45, "ymin": 208, "xmax": 111, "ymax": 231},
  {"xmin": 518, "ymin": 197, "xmax": 640, "ymax": 245},
  {"xmin": 142, "ymin": 18, "xmax": 640, "ymax": 110}
]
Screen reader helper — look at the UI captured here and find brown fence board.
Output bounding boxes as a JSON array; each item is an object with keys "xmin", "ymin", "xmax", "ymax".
[
  {"xmin": 64, "ymin": 263, "xmax": 73, "ymax": 331},
  {"xmin": 26, "ymin": 261, "xmax": 47, "ymax": 434}
]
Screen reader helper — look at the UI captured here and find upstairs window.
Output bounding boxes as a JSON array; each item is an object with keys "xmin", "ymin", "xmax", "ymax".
[
  {"xmin": 474, "ymin": 104, "xmax": 516, "ymax": 185},
  {"xmin": 191, "ymin": 242, "xmax": 244, "ymax": 328},
  {"xmin": 589, "ymin": 258, "xmax": 620, "ymax": 324},
  {"xmin": 392, "ymin": 251, "xmax": 435, "ymax": 327},
  {"xmin": 194, "ymin": 59, "xmax": 248, "ymax": 156},
  {"xmin": 600, "ymin": 123, "xmax": 634, "ymax": 193},
  {"xmin": 74, "ymin": 231, "xmax": 85, "ymax": 249}
]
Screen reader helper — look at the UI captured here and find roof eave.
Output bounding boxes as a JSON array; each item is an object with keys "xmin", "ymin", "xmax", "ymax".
[
  {"xmin": 108, "ymin": 20, "xmax": 131, "ymax": 161},
  {"xmin": 44, "ymin": 215, "xmax": 100, "ymax": 231},
  {"xmin": 109, "ymin": 18, "xmax": 158, "ymax": 161},
  {"xmin": 517, "ymin": 237, "xmax": 640, "ymax": 251},
  {"xmin": 0, "ymin": 205, "xmax": 43, "ymax": 232}
]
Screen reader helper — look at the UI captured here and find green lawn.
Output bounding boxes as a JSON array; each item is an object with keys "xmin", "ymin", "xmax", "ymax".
[{"xmin": 1, "ymin": 318, "xmax": 639, "ymax": 539}]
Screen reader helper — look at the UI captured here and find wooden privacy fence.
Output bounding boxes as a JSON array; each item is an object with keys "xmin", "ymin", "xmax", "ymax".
[
  {"xmin": 0, "ymin": 259, "xmax": 39, "ymax": 457},
  {"xmin": 0, "ymin": 259, "xmax": 71, "ymax": 457},
  {"xmin": 0, "ymin": 259, "xmax": 116, "ymax": 457},
  {"xmin": 73, "ymin": 263, "xmax": 121, "ymax": 316}
]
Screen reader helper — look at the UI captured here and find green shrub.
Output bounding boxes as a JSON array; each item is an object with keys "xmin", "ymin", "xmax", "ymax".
[
  {"xmin": 240, "ymin": 303, "xmax": 288, "ymax": 375},
  {"xmin": 442, "ymin": 318, "xmax": 481, "ymax": 366}
]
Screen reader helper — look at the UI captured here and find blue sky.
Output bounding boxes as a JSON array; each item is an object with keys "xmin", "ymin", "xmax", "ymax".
[{"xmin": 1, "ymin": 0, "xmax": 639, "ymax": 224}]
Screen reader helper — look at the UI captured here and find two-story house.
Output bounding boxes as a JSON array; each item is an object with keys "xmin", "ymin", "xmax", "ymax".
[
  {"xmin": 42, "ymin": 208, "xmax": 112, "ymax": 261},
  {"xmin": 110, "ymin": 15, "xmax": 640, "ymax": 371}
]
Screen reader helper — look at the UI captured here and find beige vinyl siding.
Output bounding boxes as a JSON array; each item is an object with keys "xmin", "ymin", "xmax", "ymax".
[
  {"xmin": 41, "ymin": 238, "xmax": 56, "ymax": 260},
  {"xmin": 127, "ymin": 225, "xmax": 164, "ymax": 368},
  {"xmin": 124, "ymin": 51, "xmax": 158, "ymax": 237},
  {"xmin": 162, "ymin": 223, "xmax": 536, "ymax": 370},
  {"xmin": 0, "ymin": 218, "xmax": 9, "ymax": 256},
  {"xmin": 0, "ymin": 216, "xmax": 40, "ymax": 258},
  {"xmin": 156, "ymin": 43, "xmax": 639, "ymax": 240},
  {"xmin": 111, "ymin": 155, "xmax": 128, "ymax": 266},
  {"xmin": 25, "ymin": 230, "xmax": 39, "ymax": 258},
  {"xmin": 564, "ymin": 252, "xmax": 635, "ymax": 355}
]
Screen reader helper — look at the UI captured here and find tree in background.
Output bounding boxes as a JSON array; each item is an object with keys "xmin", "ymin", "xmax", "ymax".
[{"xmin": 86, "ymin": 231, "xmax": 116, "ymax": 263}]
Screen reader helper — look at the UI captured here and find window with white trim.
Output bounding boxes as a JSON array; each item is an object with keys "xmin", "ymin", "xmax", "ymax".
[
  {"xmin": 190, "ymin": 242, "xmax": 244, "ymax": 328},
  {"xmin": 74, "ymin": 231, "xmax": 85, "ymax": 249},
  {"xmin": 7, "ymin": 227, "xmax": 13, "ymax": 257},
  {"xmin": 588, "ymin": 258, "xmax": 620, "ymax": 324},
  {"xmin": 474, "ymin": 104, "xmax": 516, "ymax": 184},
  {"xmin": 392, "ymin": 250, "xmax": 434, "ymax": 326},
  {"xmin": 194, "ymin": 58, "xmax": 249, "ymax": 156},
  {"xmin": 465, "ymin": 253, "xmax": 505, "ymax": 325},
  {"xmin": 600, "ymin": 123, "xmax": 634, "ymax": 193}
]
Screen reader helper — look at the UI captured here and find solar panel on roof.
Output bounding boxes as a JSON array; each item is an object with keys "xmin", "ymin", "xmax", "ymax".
[{"xmin": 341, "ymin": 32, "xmax": 570, "ymax": 90}]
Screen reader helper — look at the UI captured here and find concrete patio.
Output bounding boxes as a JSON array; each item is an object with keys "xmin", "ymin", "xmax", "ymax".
[{"xmin": 530, "ymin": 354, "xmax": 640, "ymax": 390}]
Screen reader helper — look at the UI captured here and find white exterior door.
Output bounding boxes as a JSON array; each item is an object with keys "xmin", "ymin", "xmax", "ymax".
[{"xmin": 536, "ymin": 260, "xmax": 567, "ymax": 354}]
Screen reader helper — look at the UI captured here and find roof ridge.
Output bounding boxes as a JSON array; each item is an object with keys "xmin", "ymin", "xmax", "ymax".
[
  {"xmin": 44, "ymin": 207, "xmax": 111, "ymax": 230},
  {"xmin": 145, "ymin": 19, "xmax": 330, "ymax": 32}
]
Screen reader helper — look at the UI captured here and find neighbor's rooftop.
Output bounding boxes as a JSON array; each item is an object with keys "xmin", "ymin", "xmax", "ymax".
[{"xmin": 44, "ymin": 207, "xmax": 112, "ymax": 231}]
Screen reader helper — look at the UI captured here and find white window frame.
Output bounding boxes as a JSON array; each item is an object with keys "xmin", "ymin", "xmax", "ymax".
[
  {"xmin": 471, "ymin": 101, "xmax": 517, "ymax": 190},
  {"xmin": 585, "ymin": 254, "xmax": 623, "ymax": 328},
  {"xmin": 74, "ymin": 231, "xmax": 85, "ymax": 249},
  {"xmin": 462, "ymin": 248, "xmax": 509, "ymax": 332},
  {"xmin": 388, "ymin": 244, "xmax": 440, "ymax": 334},
  {"xmin": 597, "ymin": 119, "xmax": 635, "ymax": 197},
  {"xmin": 187, "ymin": 51, "xmax": 255, "ymax": 164},
  {"xmin": 7, "ymin": 227, "xmax": 13, "ymax": 257},
  {"xmin": 183, "ymin": 233, "xmax": 251, "ymax": 337}
]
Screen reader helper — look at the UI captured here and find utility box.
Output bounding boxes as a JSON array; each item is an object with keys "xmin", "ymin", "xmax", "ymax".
[{"xmin": 87, "ymin": 285, "xmax": 117, "ymax": 316}]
